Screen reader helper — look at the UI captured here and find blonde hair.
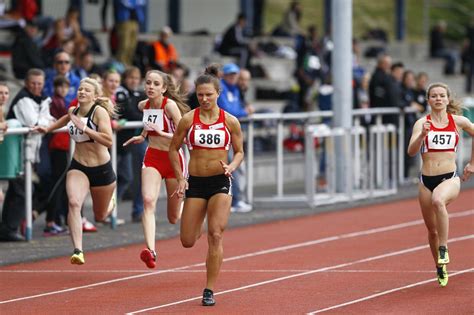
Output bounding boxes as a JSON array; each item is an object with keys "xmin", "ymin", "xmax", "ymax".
[
  {"xmin": 146, "ymin": 70, "xmax": 190, "ymax": 115},
  {"xmin": 80, "ymin": 77, "xmax": 117, "ymax": 118},
  {"xmin": 426, "ymin": 82, "xmax": 463, "ymax": 115}
]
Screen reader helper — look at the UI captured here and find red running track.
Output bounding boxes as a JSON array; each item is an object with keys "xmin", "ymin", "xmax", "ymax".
[{"xmin": 1, "ymin": 189, "xmax": 473, "ymax": 314}]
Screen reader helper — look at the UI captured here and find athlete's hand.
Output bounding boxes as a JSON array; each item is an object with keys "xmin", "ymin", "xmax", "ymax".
[
  {"xmin": 462, "ymin": 162, "xmax": 474, "ymax": 181},
  {"xmin": 69, "ymin": 113, "xmax": 85, "ymax": 131},
  {"xmin": 144, "ymin": 122, "xmax": 163, "ymax": 135},
  {"xmin": 31, "ymin": 125, "xmax": 48, "ymax": 133},
  {"xmin": 123, "ymin": 135, "xmax": 145, "ymax": 146},
  {"xmin": 171, "ymin": 178, "xmax": 188, "ymax": 198},
  {"xmin": 220, "ymin": 160, "xmax": 234, "ymax": 179},
  {"xmin": 421, "ymin": 119, "xmax": 431, "ymax": 137}
]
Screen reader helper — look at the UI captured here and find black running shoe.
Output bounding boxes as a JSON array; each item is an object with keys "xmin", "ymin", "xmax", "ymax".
[{"xmin": 202, "ymin": 288, "xmax": 215, "ymax": 306}]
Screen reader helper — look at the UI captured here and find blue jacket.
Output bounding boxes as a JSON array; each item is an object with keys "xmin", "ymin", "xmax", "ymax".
[
  {"xmin": 43, "ymin": 69, "xmax": 81, "ymax": 107},
  {"xmin": 217, "ymin": 79, "xmax": 247, "ymax": 118},
  {"xmin": 113, "ymin": 0, "xmax": 146, "ymax": 24}
]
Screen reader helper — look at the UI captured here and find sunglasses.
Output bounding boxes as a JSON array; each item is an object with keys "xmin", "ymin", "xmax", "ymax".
[{"xmin": 56, "ymin": 60, "xmax": 70, "ymax": 65}]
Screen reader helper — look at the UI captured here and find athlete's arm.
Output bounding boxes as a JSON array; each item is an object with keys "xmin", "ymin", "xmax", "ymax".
[
  {"xmin": 169, "ymin": 112, "xmax": 192, "ymax": 197},
  {"xmin": 32, "ymin": 107, "xmax": 74, "ymax": 133},
  {"xmin": 224, "ymin": 113, "xmax": 244, "ymax": 174},
  {"xmin": 81, "ymin": 106, "xmax": 113, "ymax": 148},
  {"xmin": 407, "ymin": 117, "xmax": 430, "ymax": 157},
  {"xmin": 455, "ymin": 115, "xmax": 474, "ymax": 180}
]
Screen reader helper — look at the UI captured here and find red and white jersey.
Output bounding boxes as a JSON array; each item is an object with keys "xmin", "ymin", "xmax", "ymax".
[
  {"xmin": 186, "ymin": 108, "xmax": 231, "ymax": 151},
  {"xmin": 421, "ymin": 113, "xmax": 459, "ymax": 154},
  {"xmin": 143, "ymin": 97, "xmax": 176, "ymax": 136}
]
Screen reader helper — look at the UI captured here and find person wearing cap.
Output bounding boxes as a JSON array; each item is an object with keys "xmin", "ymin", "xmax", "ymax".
[
  {"xmin": 217, "ymin": 63, "xmax": 253, "ymax": 213},
  {"xmin": 151, "ymin": 26, "xmax": 179, "ymax": 73}
]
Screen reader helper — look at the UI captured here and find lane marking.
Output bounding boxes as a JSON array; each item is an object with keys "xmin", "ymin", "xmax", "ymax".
[
  {"xmin": 126, "ymin": 234, "xmax": 474, "ymax": 314},
  {"xmin": 307, "ymin": 268, "xmax": 474, "ymax": 314},
  {"xmin": 1, "ymin": 268, "xmax": 471, "ymax": 274},
  {"xmin": 0, "ymin": 209, "xmax": 472, "ymax": 305}
]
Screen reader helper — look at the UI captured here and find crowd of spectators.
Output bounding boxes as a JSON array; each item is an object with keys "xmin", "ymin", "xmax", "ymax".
[{"xmin": 1, "ymin": 0, "xmax": 473, "ymax": 241}]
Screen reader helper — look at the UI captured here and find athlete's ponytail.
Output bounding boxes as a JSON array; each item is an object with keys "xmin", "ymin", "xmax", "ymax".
[{"xmin": 194, "ymin": 63, "xmax": 222, "ymax": 93}]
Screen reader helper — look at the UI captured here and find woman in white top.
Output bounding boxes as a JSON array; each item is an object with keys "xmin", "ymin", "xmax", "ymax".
[{"xmin": 35, "ymin": 77, "xmax": 116, "ymax": 265}]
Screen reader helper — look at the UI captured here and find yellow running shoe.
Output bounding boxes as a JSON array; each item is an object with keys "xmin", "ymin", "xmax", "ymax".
[
  {"xmin": 436, "ymin": 265, "xmax": 448, "ymax": 287},
  {"xmin": 70, "ymin": 249, "xmax": 85, "ymax": 265},
  {"xmin": 437, "ymin": 246, "xmax": 450, "ymax": 265}
]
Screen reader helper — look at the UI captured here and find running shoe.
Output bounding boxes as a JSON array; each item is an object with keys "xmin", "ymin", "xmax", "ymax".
[
  {"xmin": 437, "ymin": 246, "xmax": 450, "ymax": 265},
  {"xmin": 70, "ymin": 248, "xmax": 85, "ymax": 265},
  {"xmin": 43, "ymin": 223, "xmax": 68, "ymax": 237},
  {"xmin": 82, "ymin": 217, "xmax": 97, "ymax": 233},
  {"xmin": 140, "ymin": 248, "xmax": 157, "ymax": 268},
  {"xmin": 202, "ymin": 288, "xmax": 215, "ymax": 306},
  {"xmin": 436, "ymin": 265, "xmax": 448, "ymax": 287}
]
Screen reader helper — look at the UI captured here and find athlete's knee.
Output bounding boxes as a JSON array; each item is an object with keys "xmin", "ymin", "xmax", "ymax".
[
  {"xmin": 181, "ymin": 235, "xmax": 196, "ymax": 248},
  {"xmin": 207, "ymin": 230, "xmax": 223, "ymax": 247},
  {"xmin": 68, "ymin": 197, "xmax": 82, "ymax": 211},
  {"xmin": 431, "ymin": 196, "xmax": 446, "ymax": 212},
  {"xmin": 142, "ymin": 194, "xmax": 156, "ymax": 210}
]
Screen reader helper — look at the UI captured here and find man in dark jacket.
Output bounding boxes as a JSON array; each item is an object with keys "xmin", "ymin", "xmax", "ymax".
[
  {"xmin": 218, "ymin": 13, "xmax": 252, "ymax": 68},
  {"xmin": 11, "ymin": 21, "xmax": 45, "ymax": 80}
]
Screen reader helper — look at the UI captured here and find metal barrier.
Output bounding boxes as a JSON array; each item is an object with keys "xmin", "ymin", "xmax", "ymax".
[{"xmin": 2, "ymin": 102, "xmax": 473, "ymax": 240}]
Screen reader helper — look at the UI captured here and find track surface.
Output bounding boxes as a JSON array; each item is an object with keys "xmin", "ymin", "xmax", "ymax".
[{"xmin": 1, "ymin": 189, "xmax": 473, "ymax": 314}]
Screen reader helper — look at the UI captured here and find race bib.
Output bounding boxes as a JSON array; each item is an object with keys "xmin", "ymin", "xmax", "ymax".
[
  {"xmin": 194, "ymin": 129, "xmax": 225, "ymax": 148},
  {"xmin": 143, "ymin": 108, "xmax": 163, "ymax": 131},
  {"xmin": 427, "ymin": 131, "xmax": 456, "ymax": 150},
  {"xmin": 68, "ymin": 117, "xmax": 90, "ymax": 142}
]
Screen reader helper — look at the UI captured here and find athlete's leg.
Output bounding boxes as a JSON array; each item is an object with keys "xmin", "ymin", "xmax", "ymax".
[
  {"xmin": 66, "ymin": 170, "xmax": 90, "ymax": 251},
  {"xmin": 141, "ymin": 167, "xmax": 162, "ymax": 251},
  {"xmin": 204, "ymin": 193, "xmax": 232, "ymax": 290},
  {"xmin": 165, "ymin": 178, "xmax": 183, "ymax": 224},
  {"xmin": 180, "ymin": 198, "xmax": 207, "ymax": 248}
]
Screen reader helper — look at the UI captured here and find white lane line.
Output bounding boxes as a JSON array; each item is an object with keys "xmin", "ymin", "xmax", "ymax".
[
  {"xmin": 307, "ymin": 268, "xmax": 474, "ymax": 314},
  {"xmin": 1, "ymin": 209, "xmax": 472, "ymax": 305},
  {"xmin": 125, "ymin": 234, "xmax": 474, "ymax": 314},
  {"xmin": 0, "ymin": 269, "xmax": 469, "ymax": 274}
]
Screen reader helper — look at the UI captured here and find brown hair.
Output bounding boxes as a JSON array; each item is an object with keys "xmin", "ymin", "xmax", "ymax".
[
  {"xmin": 145, "ymin": 70, "xmax": 190, "ymax": 115},
  {"xmin": 426, "ymin": 82, "xmax": 463, "ymax": 115},
  {"xmin": 194, "ymin": 63, "xmax": 221, "ymax": 93}
]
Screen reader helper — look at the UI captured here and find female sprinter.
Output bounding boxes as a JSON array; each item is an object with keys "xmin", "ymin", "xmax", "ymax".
[
  {"xmin": 123, "ymin": 70, "xmax": 189, "ymax": 268},
  {"xmin": 169, "ymin": 64, "xmax": 244, "ymax": 306},
  {"xmin": 407, "ymin": 82, "xmax": 474, "ymax": 287},
  {"xmin": 34, "ymin": 77, "xmax": 117, "ymax": 264}
]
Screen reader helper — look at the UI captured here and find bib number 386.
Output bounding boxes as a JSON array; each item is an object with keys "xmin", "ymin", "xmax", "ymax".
[{"xmin": 194, "ymin": 129, "xmax": 225, "ymax": 148}]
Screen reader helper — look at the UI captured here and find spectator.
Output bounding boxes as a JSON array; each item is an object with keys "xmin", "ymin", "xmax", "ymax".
[
  {"xmin": 43, "ymin": 51, "xmax": 81, "ymax": 107},
  {"xmin": 429, "ymin": 20, "xmax": 458, "ymax": 75},
  {"xmin": 0, "ymin": 83, "xmax": 9, "ymax": 205},
  {"xmin": 217, "ymin": 63, "xmax": 252, "ymax": 213},
  {"xmin": 38, "ymin": 76, "xmax": 70, "ymax": 236},
  {"xmin": 73, "ymin": 51, "xmax": 103, "ymax": 79},
  {"xmin": 150, "ymin": 26, "xmax": 179, "ymax": 73},
  {"xmin": 271, "ymin": 1, "xmax": 303, "ymax": 37},
  {"xmin": 414, "ymin": 72, "xmax": 429, "ymax": 113},
  {"xmin": 218, "ymin": 13, "xmax": 253, "ymax": 68},
  {"xmin": 464, "ymin": 17, "xmax": 474, "ymax": 93},
  {"xmin": 369, "ymin": 53, "xmax": 393, "ymax": 123},
  {"xmin": 114, "ymin": 66, "xmax": 146, "ymax": 222},
  {"xmin": 11, "ymin": 20, "xmax": 45, "ymax": 80},
  {"xmin": 1, "ymin": 69, "xmax": 54, "ymax": 242},
  {"xmin": 113, "ymin": 0, "xmax": 146, "ymax": 66},
  {"xmin": 295, "ymin": 25, "xmax": 321, "ymax": 111}
]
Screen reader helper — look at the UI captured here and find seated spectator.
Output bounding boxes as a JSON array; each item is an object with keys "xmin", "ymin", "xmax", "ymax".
[
  {"xmin": 150, "ymin": 26, "xmax": 179, "ymax": 73},
  {"xmin": 218, "ymin": 13, "xmax": 253, "ymax": 68},
  {"xmin": 429, "ymin": 20, "xmax": 458, "ymax": 75},
  {"xmin": 11, "ymin": 20, "xmax": 44, "ymax": 80},
  {"xmin": 271, "ymin": 1, "xmax": 304, "ymax": 37}
]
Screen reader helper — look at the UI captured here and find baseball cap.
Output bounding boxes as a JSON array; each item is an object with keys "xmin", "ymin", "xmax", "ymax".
[{"xmin": 222, "ymin": 63, "xmax": 240, "ymax": 75}]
